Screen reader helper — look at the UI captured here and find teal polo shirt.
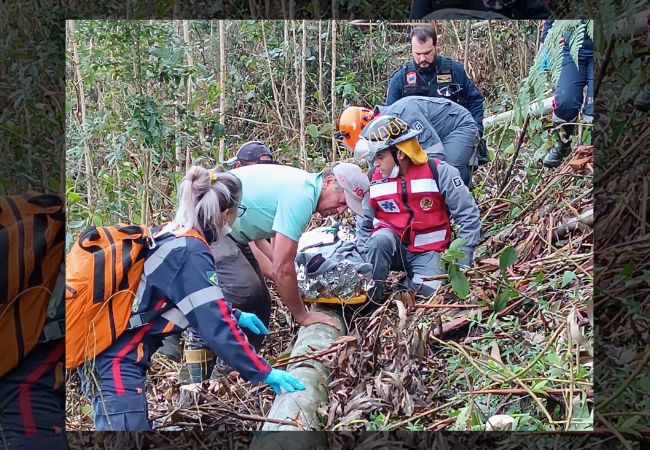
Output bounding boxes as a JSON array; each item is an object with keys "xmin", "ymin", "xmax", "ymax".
[{"xmin": 228, "ymin": 164, "xmax": 323, "ymax": 243}]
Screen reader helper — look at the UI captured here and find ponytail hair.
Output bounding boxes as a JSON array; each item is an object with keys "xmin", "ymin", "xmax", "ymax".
[{"xmin": 174, "ymin": 166, "xmax": 242, "ymax": 239}]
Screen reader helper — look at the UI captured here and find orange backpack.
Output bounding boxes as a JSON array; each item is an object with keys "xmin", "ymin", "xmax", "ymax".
[
  {"xmin": 65, "ymin": 223, "xmax": 207, "ymax": 369},
  {"xmin": 0, "ymin": 194, "xmax": 65, "ymax": 378}
]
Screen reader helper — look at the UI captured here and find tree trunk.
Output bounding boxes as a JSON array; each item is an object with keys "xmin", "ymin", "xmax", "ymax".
[
  {"xmin": 250, "ymin": 305, "xmax": 345, "ymax": 438},
  {"xmin": 68, "ymin": 21, "xmax": 93, "ymax": 205},
  {"xmin": 318, "ymin": 20, "xmax": 323, "ymax": 109},
  {"xmin": 289, "ymin": 0, "xmax": 295, "ymax": 19},
  {"xmin": 463, "ymin": 21, "xmax": 471, "ymax": 70},
  {"xmin": 219, "ymin": 20, "xmax": 226, "ymax": 163},
  {"xmin": 330, "ymin": 19, "xmax": 337, "ymax": 162},
  {"xmin": 299, "ymin": 20, "xmax": 307, "ymax": 170},
  {"xmin": 283, "ymin": 20, "xmax": 289, "ymax": 101},
  {"xmin": 261, "ymin": 20, "xmax": 287, "ymax": 136},
  {"xmin": 182, "ymin": 20, "xmax": 203, "ymax": 166},
  {"xmin": 173, "ymin": 20, "xmax": 183, "ymax": 175}
]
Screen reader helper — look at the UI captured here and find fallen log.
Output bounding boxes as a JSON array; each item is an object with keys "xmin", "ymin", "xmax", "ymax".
[
  {"xmin": 552, "ymin": 208, "xmax": 594, "ymax": 241},
  {"xmin": 483, "ymin": 96, "xmax": 553, "ymax": 130},
  {"xmin": 249, "ymin": 305, "xmax": 344, "ymax": 448}
]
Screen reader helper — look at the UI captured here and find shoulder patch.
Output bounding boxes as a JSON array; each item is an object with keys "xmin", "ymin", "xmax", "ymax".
[
  {"xmin": 452, "ymin": 177, "xmax": 463, "ymax": 188},
  {"xmin": 412, "ymin": 120, "xmax": 424, "ymax": 131},
  {"xmin": 406, "ymin": 71, "xmax": 418, "ymax": 85},
  {"xmin": 206, "ymin": 270, "xmax": 218, "ymax": 286}
]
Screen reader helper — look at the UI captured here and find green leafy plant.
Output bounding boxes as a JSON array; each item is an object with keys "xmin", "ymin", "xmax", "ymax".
[
  {"xmin": 441, "ymin": 238, "xmax": 470, "ymax": 299},
  {"xmin": 493, "ymin": 246, "xmax": 519, "ymax": 313}
]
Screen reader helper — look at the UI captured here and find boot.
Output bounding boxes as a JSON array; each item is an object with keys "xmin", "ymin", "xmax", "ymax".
[
  {"xmin": 635, "ymin": 84, "xmax": 650, "ymax": 112},
  {"xmin": 543, "ymin": 124, "xmax": 574, "ymax": 168},
  {"xmin": 157, "ymin": 333, "xmax": 182, "ymax": 362},
  {"xmin": 183, "ymin": 328, "xmax": 215, "ymax": 384}
]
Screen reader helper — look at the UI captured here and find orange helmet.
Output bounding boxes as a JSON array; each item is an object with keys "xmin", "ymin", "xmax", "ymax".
[{"xmin": 336, "ymin": 106, "xmax": 374, "ymax": 151}]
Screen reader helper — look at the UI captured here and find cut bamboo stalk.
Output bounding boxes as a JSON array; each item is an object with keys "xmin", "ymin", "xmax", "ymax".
[
  {"xmin": 483, "ymin": 96, "xmax": 553, "ymax": 131},
  {"xmin": 249, "ymin": 305, "xmax": 344, "ymax": 446},
  {"xmin": 552, "ymin": 208, "xmax": 594, "ymax": 241}
]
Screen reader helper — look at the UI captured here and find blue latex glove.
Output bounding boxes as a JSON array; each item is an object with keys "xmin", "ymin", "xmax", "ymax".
[
  {"xmin": 538, "ymin": 51, "xmax": 550, "ymax": 71},
  {"xmin": 237, "ymin": 311, "xmax": 269, "ymax": 335},
  {"xmin": 458, "ymin": 246, "xmax": 474, "ymax": 269},
  {"xmin": 263, "ymin": 368, "xmax": 305, "ymax": 395}
]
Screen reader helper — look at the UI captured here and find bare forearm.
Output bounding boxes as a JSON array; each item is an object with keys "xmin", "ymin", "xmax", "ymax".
[
  {"xmin": 250, "ymin": 241, "xmax": 274, "ymax": 280},
  {"xmin": 273, "ymin": 265, "xmax": 307, "ymax": 323},
  {"xmin": 254, "ymin": 239, "xmax": 274, "ymax": 261}
]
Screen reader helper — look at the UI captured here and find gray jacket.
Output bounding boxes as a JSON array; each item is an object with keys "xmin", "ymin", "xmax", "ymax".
[
  {"xmin": 356, "ymin": 160, "xmax": 481, "ymax": 257},
  {"xmin": 375, "ymin": 96, "xmax": 478, "ymax": 155}
]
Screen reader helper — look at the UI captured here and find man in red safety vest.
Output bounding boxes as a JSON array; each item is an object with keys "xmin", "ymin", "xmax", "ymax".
[{"xmin": 354, "ymin": 115, "xmax": 481, "ymax": 313}]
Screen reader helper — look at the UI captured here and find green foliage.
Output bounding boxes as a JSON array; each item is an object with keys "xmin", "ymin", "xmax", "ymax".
[
  {"xmin": 66, "ymin": 20, "xmax": 411, "ymax": 231},
  {"xmin": 1, "ymin": 3, "xmax": 65, "ymax": 194},
  {"xmin": 441, "ymin": 238, "xmax": 470, "ymax": 300},
  {"xmin": 499, "ymin": 246, "xmax": 517, "ymax": 272}
]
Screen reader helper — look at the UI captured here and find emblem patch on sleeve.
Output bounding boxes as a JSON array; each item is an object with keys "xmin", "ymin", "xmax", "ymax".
[
  {"xmin": 206, "ymin": 271, "xmax": 218, "ymax": 286},
  {"xmin": 452, "ymin": 177, "xmax": 463, "ymax": 188},
  {"xmin": 412, "ymin": 120, "xmax": 423, "ymax": 130},
  {"xmin": 377, "ymin": 199, "xmax": 400, "ymax": 213},
  {"xmin": 406, "ymin": 71, "xmax": 417, "ymax": 85},
  {"xmin": 420, "ymin": 197, "xmax": 433, "ymax": 211}
]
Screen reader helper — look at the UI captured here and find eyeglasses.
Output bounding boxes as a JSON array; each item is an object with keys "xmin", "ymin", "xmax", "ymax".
[{"xmin": 237, "ymin": 205, "xmax": 247, "ymax": 218}]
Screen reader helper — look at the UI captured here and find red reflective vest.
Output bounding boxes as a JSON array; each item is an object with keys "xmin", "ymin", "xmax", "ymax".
[{"xmin": 368, "ymin": 161, "xmax": 452, "ymax": 253}]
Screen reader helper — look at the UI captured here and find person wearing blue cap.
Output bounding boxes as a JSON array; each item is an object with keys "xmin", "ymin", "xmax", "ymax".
[{"xmin": 226, "ymin": 141, "xmax": 276, "ymax": 168}]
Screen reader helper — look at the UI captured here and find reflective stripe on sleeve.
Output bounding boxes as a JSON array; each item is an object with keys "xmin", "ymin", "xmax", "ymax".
[
  {"xmin": 143, "ymin": 238, "xmax": 186, "ymax": 276},
  {"xmin": 176, "ymin": 285, "xmax": 224, "ymax": 315},
  {"xmin": 161, "ymin": 307, "xmax": 189, "ymax": 329}
]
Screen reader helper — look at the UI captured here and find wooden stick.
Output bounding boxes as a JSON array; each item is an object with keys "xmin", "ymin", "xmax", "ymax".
[
  {"xmin": 464, "ymin": 388, "xmax": 593, "ymax": 397},
  {"xmin": 412, "ymin": 303, "xmax": 483, "ymax": 309},
  {"xmin": 498, "ymin": 114, "xmax": 530, "ymax": 196}
]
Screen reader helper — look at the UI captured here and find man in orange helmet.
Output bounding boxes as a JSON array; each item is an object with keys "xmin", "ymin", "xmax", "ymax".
[{"xmin": 336, "ymin": 95, "xmax": 480, "ymax": 187}]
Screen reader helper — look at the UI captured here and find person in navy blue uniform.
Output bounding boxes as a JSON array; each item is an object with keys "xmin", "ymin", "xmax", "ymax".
[
  {"xmin": 76, "ymin": 167, "xmax": 304, "ymax": 431},
  {"xmin": 540, "ymin": 20, "xmax": 594, "ymax": 168},
  {"xmin": 385, "ymin": 25, "xmax": 488, "ymax": 165},
  {"xmin": 0, "ymin": 265, "xmax": 67, "ymax": 450},
  {"xmin": 0, "ymin": 194, "xmax": 67, "ymax": 450},
  {"xmin": 409, "ymin": 0, "xmax": 549, "ymax": 19}
]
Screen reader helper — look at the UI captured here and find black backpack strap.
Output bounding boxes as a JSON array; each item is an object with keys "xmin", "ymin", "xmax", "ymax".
[
  {"xmin": 428, "ymin": 157, "xmax": 446, "ymax": 204},
  {"xmin": 404, "ymin": 60, "xmax": 417, "ymax": 73},
  {"xmin": 438, "ymin": 56, "xmax": 453, "ymax": 76}
]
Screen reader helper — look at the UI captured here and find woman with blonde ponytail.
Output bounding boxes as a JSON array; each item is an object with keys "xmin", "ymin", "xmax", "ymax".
[{"xmin": 77, "ymin": 165, "xmax": 304, "ymax": 431}]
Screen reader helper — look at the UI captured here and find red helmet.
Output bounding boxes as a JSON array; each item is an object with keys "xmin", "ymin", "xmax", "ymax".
[{"xmin": 336, "ymin": 106, "xmax": 374, "ymax": 151}]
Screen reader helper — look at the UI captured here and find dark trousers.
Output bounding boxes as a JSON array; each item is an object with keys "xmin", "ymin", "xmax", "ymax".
[
  {"xmin": 157, "ymin": 235, "xmax": 272, "ymax": 361},
  {"xmin": 212, "ymin": 236, "xmax": 272, "ymax": 351},
  {"xmin": 0, "ymin": 340, "xmax": 68, "ymax": 450},
  {"xmin": 552, "ymin": 39, "xmax": 594, "ymax": 124},
  {"xmin": 77, "ymin": 330, "xmax": 159, "ymax": 431}
]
